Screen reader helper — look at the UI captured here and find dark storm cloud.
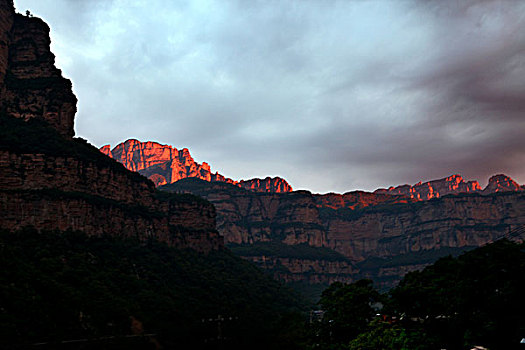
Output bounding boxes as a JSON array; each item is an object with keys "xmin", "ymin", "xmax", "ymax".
[{"xmin": 13, "ymin": 0, "xmax": 525, "ymax": 192}]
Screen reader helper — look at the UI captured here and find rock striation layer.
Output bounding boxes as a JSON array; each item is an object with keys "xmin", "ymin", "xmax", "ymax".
[{"xmin": 102, "ymin": 139, "xmax": 292, "ymax": 192}]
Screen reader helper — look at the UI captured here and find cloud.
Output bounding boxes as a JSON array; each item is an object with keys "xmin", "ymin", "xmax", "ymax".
[{"xmin": 13, "ymin": 0, "xmax": 525, "ymax": 192}]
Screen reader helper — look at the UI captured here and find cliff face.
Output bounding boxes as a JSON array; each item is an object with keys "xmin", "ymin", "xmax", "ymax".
[
  {"xmin": 323, "ymin": 193, "xmax": 524, "ymax": 261},
  {"xmin": 164, "ymin": 177, "xmax": 525, "ymax": 286},
  {"xmin": 374, "ymin": 174, "xmax": 523, "ymax": 200},
  {"xmin": 101, "ymin": 139, "xmax": 293, "ymax": 193},
  {"xmin": 0, "ymin": 8, "xmax": 76, "ymax": 138},
  {"xmin": 0, "ymin": 4, "xmax": 222, "ymax": 252},
  {"xmin": 162, "ymin": 179, "xmax": 325, "ymax": 246}
]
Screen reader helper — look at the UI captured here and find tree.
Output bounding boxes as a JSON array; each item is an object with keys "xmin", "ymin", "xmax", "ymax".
[
  {"xmin": 390, "ymin": 239, "xmax": 525, "ymax": 350},
  {"xmin": 318, "ymin": 279, "xmax": 381, "ymax": 345},
  {"xmin": 347, "ymin": 319, "xmax": 427, "ymax": 350}
]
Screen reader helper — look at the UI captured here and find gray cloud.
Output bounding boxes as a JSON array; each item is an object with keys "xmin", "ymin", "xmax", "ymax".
[{"xmin": 13, "ymin": 0, "xmax": 525, "ymax": 192}]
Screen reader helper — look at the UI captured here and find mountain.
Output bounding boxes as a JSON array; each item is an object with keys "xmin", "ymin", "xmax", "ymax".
[
  {"xmin": 0, "ymin": 4, "xmax": 306, "ymax": 347},
  {"xmin": 162, "ymin": 177, "xmax": 525, "ymax": 290},
  {"xmin": 0, "ymin": 4, "xmax": 222, "ymax": 251},
  {"xmin": 374, "ymin": 173, "xmax": 523, "ymax": 200},
  {"xmin": 101, "ymin": 139, "xmax": 292, "ymax": 192}
]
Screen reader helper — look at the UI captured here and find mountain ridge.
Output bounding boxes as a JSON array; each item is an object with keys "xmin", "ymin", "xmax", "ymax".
[
  {"xmin": 102, "ymin": 140, "xmax": 522, "ymax": 198},
  {"xmin": 101, "ymin": 139, "xmax": 293, "ymax": 193}
]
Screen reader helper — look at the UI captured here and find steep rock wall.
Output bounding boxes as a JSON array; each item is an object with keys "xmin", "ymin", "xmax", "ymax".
[
  {"xmin": 165, "ymin": 178, "xmax": 525, "ymax": 284},
  {"xmin": 1, "ymin": 11, "xmax": 76, "ymax": 137},
  {"xmin": 324, "ymin": 193, "xmax": 525, "ymax": 261}
]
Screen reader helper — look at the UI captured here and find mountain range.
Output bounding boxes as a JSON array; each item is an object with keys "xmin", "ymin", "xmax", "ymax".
[
  {"xmin": 101, "ymin": 139, "xmax": 523, "ymax": 198},
  {"xmin": 101, "ymin": 140, "xmax": 525, "ymax": 290}
]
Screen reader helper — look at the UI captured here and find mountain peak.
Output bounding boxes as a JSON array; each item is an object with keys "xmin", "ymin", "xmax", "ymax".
[{"xmin": 101, "ymin": 139, "xmax": 293, "ymax": 193}]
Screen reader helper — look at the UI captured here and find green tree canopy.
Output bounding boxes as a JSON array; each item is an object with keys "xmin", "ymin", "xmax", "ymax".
[{"xmin": 319, "ymin": 279, "xmax": 381, "ymax": 344}]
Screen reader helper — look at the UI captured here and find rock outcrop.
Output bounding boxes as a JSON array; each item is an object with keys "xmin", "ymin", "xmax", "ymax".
[
  {"xmin": 239, "ymin": 177, "xmax": 293, "ymax": 193},
  {"xmin": 101, "ymin": 139, "xmax": 293, "ymax": 193},
  {"xmin": 374, "ymin": 174, "xmax": 523, "ymax": 200},
  {"xmin": 374, "ymin": 174, "xmax": 482, "ymax": 200},
  {"xmin": 483, "ymin": 174, "xmax": 523, "ymax": 194},
  {"xmin": 0, "ymin": 5, "xmax": 76, "ymax": 138},
  {"xmin": 0, "ymin": 3, "xmax": 222, "ymax": 252}
]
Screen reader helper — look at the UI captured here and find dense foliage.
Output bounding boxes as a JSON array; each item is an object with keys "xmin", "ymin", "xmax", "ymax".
[
  {"xmin": 310, "ymin": 239, "xmax": 525, "ymax": 350},
  {"xmin": 317, "ymin": 280, "xmax": 381, "ymax": 344},
  {"xmin": 390, "ymin": 239, "xmax": 525, "ymax": 350},
  {"xmin": 0, "ymin": 228, "xmax": 307, "ymax": 349}
]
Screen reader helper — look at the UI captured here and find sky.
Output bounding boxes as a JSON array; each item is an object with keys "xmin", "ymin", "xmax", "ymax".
[{"xmin": 13, "ymin": 0, "xmax": 525, "ymax": 193}]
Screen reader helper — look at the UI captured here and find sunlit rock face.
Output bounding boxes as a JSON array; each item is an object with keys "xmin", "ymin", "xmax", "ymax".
[
  {"xmin": 102, "ymin": 139, "xmax": 293, "ymax": 192},
  {"xmin": 0, "ymin": 7, "xmax": 76, "ymax": 138},
  {"xmin": 374, "ymin": 174, "xmax": 483, "ymax": 200},
  {"xmin": 483, "ymin": 174, "xmax": 523, "ymax": 194}
]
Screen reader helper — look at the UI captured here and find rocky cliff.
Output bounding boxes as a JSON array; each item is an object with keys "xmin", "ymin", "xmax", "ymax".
[
  {"xmin": 101, "ymin": 139, "xmax": 293, "ymax": 193},
  {"xmin": 0, "ymin": 5, "xmax": 76, "ymax": 138},
  {"xmin": 0, "ymin": 4, "xmax": 222, "ymax": 252},
  {"xmin": 164, "ymin": 177, "xmax": 525, "ymax": 286}
]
